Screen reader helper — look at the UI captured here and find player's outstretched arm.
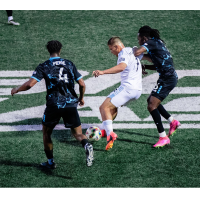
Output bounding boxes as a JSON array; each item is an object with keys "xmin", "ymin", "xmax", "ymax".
[
  {"xmin": 77, "ymin": 78, "xmax": 86, "ymax": 106},
  {"xmin": 92, "ymin": 63, "xmax": 127, "ymax": 77},
  {"xmin": 133, "ymin": 46, "xmax": 152, "ymax": 63},
  {"xmin": 134, "ymin": 46, "xmax": 147, "ymax": 57},
  {"xmin": 11, "ymin": 78, "xmax": 38, "ymax": 96}
]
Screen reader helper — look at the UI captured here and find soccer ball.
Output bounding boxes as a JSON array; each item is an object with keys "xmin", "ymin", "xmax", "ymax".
[{"xmin": 86, "ymin": 126, "xmax": 102, "ymax": 141}]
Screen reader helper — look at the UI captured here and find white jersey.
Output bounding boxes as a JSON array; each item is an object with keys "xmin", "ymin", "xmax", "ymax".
[{"xmin": 117, "ymin": 47, "xmax": 142, "ymax": 90}]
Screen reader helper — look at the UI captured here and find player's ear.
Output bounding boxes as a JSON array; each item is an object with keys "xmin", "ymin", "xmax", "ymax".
[
  {"xmin": 114, "ymin": 45, "xmax": 118, "ymax": 50},
  {"xmin": 59, "ymin": 49, "xmax": 61, "ymax": 55}
]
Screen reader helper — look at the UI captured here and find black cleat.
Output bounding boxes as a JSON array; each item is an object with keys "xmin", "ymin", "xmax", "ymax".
[
  {"xmin": 85, "ymin": 143, "xmax": 94, "ymax": 167},
  {"xmin": 40, "ymin": 161, "xmax": 56, "ymax": 169}
]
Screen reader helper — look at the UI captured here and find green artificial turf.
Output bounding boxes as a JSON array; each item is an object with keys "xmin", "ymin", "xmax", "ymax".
[{"xmin": 0, "ymin": 10, "xmax": 199, "ymax": 188}]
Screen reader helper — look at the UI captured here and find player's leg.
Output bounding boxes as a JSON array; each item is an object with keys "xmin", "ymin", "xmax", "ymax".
[
  {"xmin": 100, "ymin": 86, "xmax": 125, "ymax": 137},
  {"xmin": 100, "ymin": 97, "xmax": 116, "ymax": 121},
  {"xmin": 40, "ymin": 107, "xmax": 60, "ymax": 169},
  {"xmin": 147, "ymin": 95, "xmax": 170, "ymax": 148},
  {"xmin": 6, "ymin": 10, "xmax": 20, "ymax": 25},
  {"xmin": 152, "ymin": 75, "xmax": 180, "ymax": 140},
  {"xmin": 148, "ymin": 74, "xmax": 179, "ymax": 147},
  {"xmin": 99, "ymin": 86, "xmax": 141, "ymax": 150},
  {"xmin": 100, "ymin": 87, "xmax": 141, "ymax": 138},
  {"xmin": 71, "ymin": 125, "xmax": 93, "ymax": 167},
  {"xmin": 99, "ymin": 102, "xmax": 118, "ymax": 137},
  {"xmin": 99, "ymin": 97, "xmax": 118, "ymax": 150},
  {"xmin": 157, "ymin": 104, "xmax": 181, "ymax": 137},
  {"xmin": 40, "ymin": 124, "xmax": 56, "ymax": 169},
  {"xmin": 62, "ymin": 107, "xmax": 94, "ymax": 166}
]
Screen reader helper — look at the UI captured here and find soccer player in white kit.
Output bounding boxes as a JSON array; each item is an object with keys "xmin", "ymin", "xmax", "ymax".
[{"xmin": 93, "ymin": 37, "xmax": 143, "ymax": 150}]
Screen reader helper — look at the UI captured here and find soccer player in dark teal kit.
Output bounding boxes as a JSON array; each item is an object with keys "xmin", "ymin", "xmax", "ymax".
[
  {"xmin": 11, "ymin": 40, "xmax": 94, "ymax": 168},
  {"xmin": 134, "ymin": 26, "xmax": 181, "ymax": 148}
]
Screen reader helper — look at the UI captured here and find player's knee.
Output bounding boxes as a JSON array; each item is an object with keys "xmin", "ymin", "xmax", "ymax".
[
  {"xmin": 147, "ymin": 102, "xmax": 157, "ymax": 112},
  {"xmin": 147, "ymin": 103, "xmax": 153, "ymax": 112},
  {"xmin": 99, "ymin": 104, "xmax": 105, "ymax": 114},
  {"xmin": 43, "ymin": 126, "xmax": 53, "ymax": 136},
  {"xmin": 71, "ymin": 126, "xmax": 82, "ymax": 137}
]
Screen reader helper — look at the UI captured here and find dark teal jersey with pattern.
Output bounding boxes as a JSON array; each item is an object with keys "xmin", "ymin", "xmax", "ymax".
[
  {"xmin": 31, "ymin": 57, "xmax": 82, "ymax": 108},
  {"xmin": 142, "ymin": 38, "xmax": 176, "ymax": 77}
]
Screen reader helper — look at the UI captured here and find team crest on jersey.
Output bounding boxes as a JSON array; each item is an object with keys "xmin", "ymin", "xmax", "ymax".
[{"xmin": 119, "ymin": 58, "xmax": 125, "ymax": 62}]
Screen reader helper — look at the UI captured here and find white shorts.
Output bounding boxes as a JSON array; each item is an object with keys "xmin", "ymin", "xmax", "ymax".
[{"xmin": 107, "ymin": 85, "xmax": 142, "ymax": 108}]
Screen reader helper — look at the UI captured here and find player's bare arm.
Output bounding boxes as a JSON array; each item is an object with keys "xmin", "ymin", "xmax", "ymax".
[
  {"xmin": 77, "ymin": 78, "xmax": 86, "ymax": 106},
  {"xmin": 134, "ymin": 46, "xmax": 147, "ymax": 57},
  {"xmin": 92, "ymin": 63, "xmax": 127, "ymax": 77},
  {"xmin": 11, "ymin": 78, "xmax": 38, "ymax": 96}
]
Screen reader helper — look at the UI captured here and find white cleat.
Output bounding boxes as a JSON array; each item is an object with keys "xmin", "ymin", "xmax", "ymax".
[
  {"xmin": 8, "ymin": 20, "xmax": 20, "ymax": 26},
  {"xmin": 85, "ymin": 143, "xmax": 94, "ymax": 167}
]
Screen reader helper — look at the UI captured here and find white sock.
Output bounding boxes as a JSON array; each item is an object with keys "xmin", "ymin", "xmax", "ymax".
[
  {"xmin": 159, "ymin": 131, "xmax": 166, "ymax": 138},
  {"xmin": 8, "ymin": 16, "xmax": 13, "ymax": 22},
  {"xmin": 103, "ymin": 120, "xmax": 113, "ymax": 137},
  {"xmin": 48, "ymin": 158, "xmax": 54, "ymax": 165},
  {"xmin": 99, "ymin": 123, "xmax": 104, "ymax": 130},
  {"xmin": 167, "ymin": 116, "xmax": 174, "ymax": 124}
]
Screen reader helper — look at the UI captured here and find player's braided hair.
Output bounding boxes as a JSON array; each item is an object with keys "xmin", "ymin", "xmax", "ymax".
[
  {"xmin": 138, "ymin": 25, "xmax": 165, "ymax": 43},
  {"xmin": 46, "ymin": 40, "xmax": 62, "ymax": 54}
]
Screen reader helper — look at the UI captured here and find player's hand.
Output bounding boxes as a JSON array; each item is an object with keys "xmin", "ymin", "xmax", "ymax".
[
  {"xmin": 92, "ymin": 70, "xmax": 104, "ymax": 77},
  {"xmin": 78, "ymin": 98, "xmax": 85, "ymax": 107},
  {"xmin": 142, "ymin": 64, "xmax": 148, "ymax": 76},
  {"xmin": 11, "ymin": 88, "xmax": 18, "ymax": 96},
  {"xmin": 132, "ymin": 46, "xmax": 138, "ymax": 54}
]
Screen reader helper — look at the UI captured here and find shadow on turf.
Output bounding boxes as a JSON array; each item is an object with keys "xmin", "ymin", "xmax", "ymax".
[
  {"xmin": 38, "ymin": 167, "xmax": 72, "ymax": 180},
  {"xmin": 51, "ymin": 129, "xmax": 172, "ymax": 150},
  {"xmin": 0, "ymin": 159, "xmax": 72, "ymax": 180},
  {"xmin": 116, "ymin": 138, "xmax": 153, "ymax": 145},
  {"xmin": 118, "ymin": 129, "xmax": 158, "ymax": 138}
]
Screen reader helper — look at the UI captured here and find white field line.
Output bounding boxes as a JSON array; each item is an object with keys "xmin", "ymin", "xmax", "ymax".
[{"xmin": 0, "ymin": 123, "xmax": 199, "ymax": 132}]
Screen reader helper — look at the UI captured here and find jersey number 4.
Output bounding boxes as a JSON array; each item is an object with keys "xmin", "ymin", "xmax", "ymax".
[{"xmin": 59, "ymin": 67, "xmax": 68, "ymax": 83}]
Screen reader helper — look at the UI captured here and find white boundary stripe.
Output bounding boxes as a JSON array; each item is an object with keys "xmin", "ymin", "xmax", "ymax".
[{"xmin": 0, "ymin": 123, "xmax": 199, "ymax": 132}]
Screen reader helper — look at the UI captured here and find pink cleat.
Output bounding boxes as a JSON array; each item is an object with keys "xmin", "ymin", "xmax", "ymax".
[
  {"xmin": 153, "ymin": 136, "xmax": 170, "ymax": 148},
  {"xmin": 105, "ymin": 132, "xmax": 117, "ymax": 150},
  {"xmin": 168, "ymin": 120, "xmax": 181, "ymax": 137},
  {"xmin": 101, "ymin": 129, "xmax": 118, "ymax": 140}
]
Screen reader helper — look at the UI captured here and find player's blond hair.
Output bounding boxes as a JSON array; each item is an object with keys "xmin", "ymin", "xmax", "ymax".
[{"xmin": 107, "ymin": 37, "xmax": 122, "ymax": 46}]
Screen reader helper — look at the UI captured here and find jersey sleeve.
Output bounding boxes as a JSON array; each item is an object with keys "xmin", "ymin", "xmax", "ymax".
[
  {"xmin": 72, "ymin": 64, "xmax": 82, "ymax": 82},
  {"xmin": 31, "ymin": 64, "xmax": 44, "ymax": 82},
  {"xmin": 142, "ymin": 40, "xmax": 155, "ymax": 53},
  {"xmin": 117, "ymin": 50, "xmax": 129, "ymax": 66}
]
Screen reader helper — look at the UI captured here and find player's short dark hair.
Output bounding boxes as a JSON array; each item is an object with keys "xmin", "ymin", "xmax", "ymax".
[
  {"xmin": 46, "ymin": 40, "xmax": 62, "ymax": 54},
  {"xmin": 107, "ymin": 36, "xmax": 122, "ymax": 46},
  {"xmin": 138, "ymin": 25, "xmax": 165, "ymax": 43}
]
